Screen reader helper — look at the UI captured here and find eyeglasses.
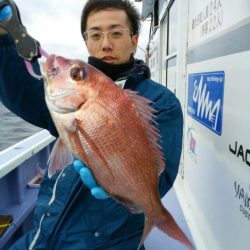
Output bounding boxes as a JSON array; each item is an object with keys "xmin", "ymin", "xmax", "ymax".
[{"xmin": 83, "ymin": 28, "xmax": 133, "ymax": 42}]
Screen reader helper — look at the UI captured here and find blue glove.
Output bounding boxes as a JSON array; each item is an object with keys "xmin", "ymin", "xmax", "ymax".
[
  {"xmin": 73, "ymin": 160, "xmax": 109, "ymax": 199},
  {"xmin": 0, "ymin": 4, "xmax": 12, "ymax": 21}
]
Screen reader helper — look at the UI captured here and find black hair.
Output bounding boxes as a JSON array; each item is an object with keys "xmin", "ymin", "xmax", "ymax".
[{"xmin": 81, "ymin": 0, "xmax": 141, "ymax": 40}]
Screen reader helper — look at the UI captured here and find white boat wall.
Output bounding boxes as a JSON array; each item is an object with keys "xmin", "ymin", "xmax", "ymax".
[{"xmin": 141, "ymin": 0, "xmax": 250, "ymax": 249}]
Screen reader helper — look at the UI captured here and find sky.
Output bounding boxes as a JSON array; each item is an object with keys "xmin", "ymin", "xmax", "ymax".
[{"xmin": 13, "ymin": 0, "xmax": 150, "ymax": 62}]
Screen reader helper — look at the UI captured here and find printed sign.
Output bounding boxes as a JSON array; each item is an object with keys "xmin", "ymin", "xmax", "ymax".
[
  {"xmin": 187, "ymin": 71, "xmax": 225, "ymax": 135},
  {"xmin": 234, "ymin": 181, "xmax": 250, "ymax": 222}
]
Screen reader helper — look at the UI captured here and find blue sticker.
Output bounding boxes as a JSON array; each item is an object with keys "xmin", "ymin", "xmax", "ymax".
[{"xmin": 187, "ymin": 71, "xmax": 225, "ymax": 135}]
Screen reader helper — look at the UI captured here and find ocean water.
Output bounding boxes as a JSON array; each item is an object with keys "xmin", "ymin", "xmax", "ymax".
[{"xmin": 0, "ymin": 102, "xmax": 42, "ymax": 151}]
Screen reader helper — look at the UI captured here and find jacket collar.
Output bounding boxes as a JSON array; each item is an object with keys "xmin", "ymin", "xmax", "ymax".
[{"xmin": 88, "ymin": 56, "xmax": 150, "ymax": 82}]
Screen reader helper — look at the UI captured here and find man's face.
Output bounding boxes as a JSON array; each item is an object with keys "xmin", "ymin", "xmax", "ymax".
[{"xmin": 84, "ymin": 9, "xmax": 138, "ymax": 64}]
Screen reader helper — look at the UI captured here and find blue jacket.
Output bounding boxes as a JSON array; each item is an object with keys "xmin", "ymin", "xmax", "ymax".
[{"xmin": 0, "ymin": 35, "xmax": 183, "ymax": 250}]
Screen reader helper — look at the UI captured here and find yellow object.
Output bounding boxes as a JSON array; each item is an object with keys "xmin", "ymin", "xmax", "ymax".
[{"xmin": 0, "ymin": 223, "xmax": 12, "ymax": 228}]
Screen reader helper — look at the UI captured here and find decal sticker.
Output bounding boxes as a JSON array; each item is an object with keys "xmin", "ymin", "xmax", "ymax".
[
  {"xmin": 187, "ymin": 71, "xmax": 225, "ymax": 135},
  {"xmin": 234, "ymin": 181, "xmax": 250, "ymax": 222},
  {"xmin": 187, "ymin": 126, "xmax": 197, "ymax": 164}
]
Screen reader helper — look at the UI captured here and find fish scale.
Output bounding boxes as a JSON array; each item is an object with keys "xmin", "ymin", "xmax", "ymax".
[{"xmin": 76, "ymin": 102, "xmax": 153, "ymax": 192}]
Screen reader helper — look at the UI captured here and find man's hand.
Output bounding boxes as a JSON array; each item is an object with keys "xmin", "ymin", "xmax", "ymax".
[
  {"xmin": 0, "ymin": 4, "xmax": 12, "ymax": 34},
  {"xmin": 73, "ymin": 160, "xmax": 109, "ymax": 199}
]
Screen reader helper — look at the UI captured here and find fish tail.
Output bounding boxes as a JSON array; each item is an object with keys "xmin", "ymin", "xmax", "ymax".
[
  {"xmin": 155, "ymin": 205, "xmax": 196, "ymax": 250},
  {"xmin": 137, "ymin": 218, "xmax": 154, "ymax": 250}
]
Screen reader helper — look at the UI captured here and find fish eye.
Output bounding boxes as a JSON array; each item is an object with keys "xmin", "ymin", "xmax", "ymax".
[{"xmin": 70, "ymin": 66, "xmax": 87, "ymax": 81}]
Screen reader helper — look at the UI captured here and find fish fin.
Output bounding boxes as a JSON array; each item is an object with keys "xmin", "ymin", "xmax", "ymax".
[
  {"xmin": 137, "ymin": 218, "xmax": 154, "ymax": 250},
  {"xmin": 113, "ymin": 196, "xmax": 143, "ymax": 214},
  {"xmin": 154, "ymin": 205, "xmax": 196, "ymax": 250},
  {"xmin": 47, "ymin": 138, "xmax": 74, "ymax": 178},
  {"xmin": 124, "ymin": 90, "xmax": 165, "ymax": 175}
]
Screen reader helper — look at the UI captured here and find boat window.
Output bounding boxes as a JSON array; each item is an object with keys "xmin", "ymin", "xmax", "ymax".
[
  {"xmin": 167, "ymin": 0, "xmax": 177, "ymax": 55},
  {"xmin": 153, "ymin": 0, "xmax": 159, "ymax": 28},
  {"xmin": 164, "ymin": 0, "xmax": 178, "ymax": 93}
]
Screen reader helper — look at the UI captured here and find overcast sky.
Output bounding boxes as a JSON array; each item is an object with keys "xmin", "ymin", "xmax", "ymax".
[{"xmin": 14, "ymin": 0, "xmax": 150, "ymax": 61}]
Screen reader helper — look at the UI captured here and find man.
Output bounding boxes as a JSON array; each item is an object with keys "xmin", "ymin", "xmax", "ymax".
[{"xmin": 0, "ymin": 0, "xmax": 183, "ymax": 249}]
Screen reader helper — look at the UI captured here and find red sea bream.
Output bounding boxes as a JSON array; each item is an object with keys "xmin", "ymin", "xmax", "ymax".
[{"xmin": 41, "ymin": 55, "xmax": 195, "ymax": 250}]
